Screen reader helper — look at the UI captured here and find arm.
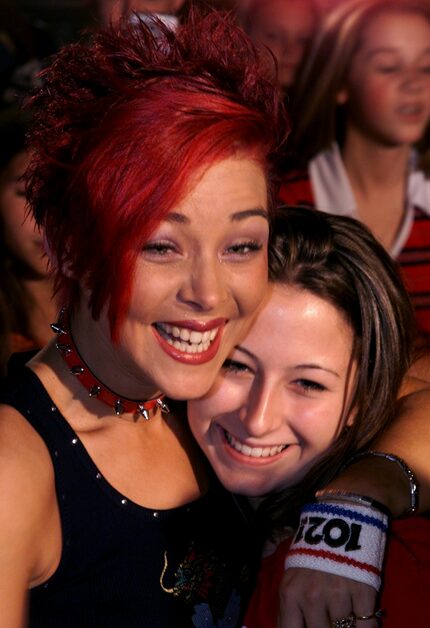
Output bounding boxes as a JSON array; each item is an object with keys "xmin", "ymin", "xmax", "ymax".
[
  {"xmin": 0, "ymin": 406, "xmax": 56, "ymax": 628},
  {"xmin": 327, "ymin": 382, "xmax": 430, "ymax": 516},
  {"xmin": 278, "ymin": 377, "xmax": 430, "ymax": 628}
]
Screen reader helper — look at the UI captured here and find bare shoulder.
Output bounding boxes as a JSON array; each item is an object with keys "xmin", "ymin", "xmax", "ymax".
[{"xmin": 0, "ymin": 404, "xmax": 57, "ymax": 625}]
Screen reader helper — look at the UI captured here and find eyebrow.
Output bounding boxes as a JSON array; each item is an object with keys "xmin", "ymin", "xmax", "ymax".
[
  {"xmin": 235, "ymin": 347, "xmax": 342, "ymax": 378},
  {"xmin": 366, "ymin": 47, "xmax": 430, "ymax": 58},
  {"xmin": 235, "ymin": 345, "xmax": 256, "ymax": 359},
  {"xmin": 294, "ymin": 364, "xmax": 340, "ymax": 378},
  {"xmin": 165, "ymin": 207, "xmax": 269, "ymax": 224}
]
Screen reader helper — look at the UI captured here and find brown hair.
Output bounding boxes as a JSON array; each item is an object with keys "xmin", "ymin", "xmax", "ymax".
[{"xmin": 260, "ymin": 206, "xmax": 415, "ymax": 533}]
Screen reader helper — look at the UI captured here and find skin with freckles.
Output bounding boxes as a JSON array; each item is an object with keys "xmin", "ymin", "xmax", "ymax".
[
  {"xmin": 73, "ymin": 155, "xmax": 269, "ymax": 403},
  {"xmin": 187, "ymin": 283, "xmax": 357, "ymax": 499}
]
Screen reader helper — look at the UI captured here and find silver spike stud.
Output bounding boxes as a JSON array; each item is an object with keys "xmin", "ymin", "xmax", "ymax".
[
  {"xmin": 114, "ymin": 399, "xmax": 124, "ymax": 416},
  {"xmin": 56, "ymin": 343, "xmax": 72, "ymax": 355},
  {"xmin": 70, "ymin": 365, "xmax": 85, "ymax": 375},
  {"xmin": 89, "ymin": 385, "xmax": 102, "ymax": 398},
  {"xmin": 138, "ymin": 404, "xmax": 151, "ymax": 421},
  {"xmin": 51, "ymin": 322, "xmax": 67, "ymax": 335},
  {"xmin": 156, "ymin": 399, "xmax": 170, "ymax": 414}
]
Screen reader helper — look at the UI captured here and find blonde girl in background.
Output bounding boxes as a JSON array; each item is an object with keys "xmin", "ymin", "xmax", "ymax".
[{"xmin": 280, "ymin": 0, "xmax": 430, "ymax": 344}]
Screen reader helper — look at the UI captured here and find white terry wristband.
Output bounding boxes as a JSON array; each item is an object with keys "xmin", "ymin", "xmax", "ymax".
[{"xmin": 284, "ymin": 501, "xmax": 389, "ymax": 590}]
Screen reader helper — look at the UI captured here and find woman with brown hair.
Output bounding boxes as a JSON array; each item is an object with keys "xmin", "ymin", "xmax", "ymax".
[{"xmin": 188, "ymin": 208, "xmax": 429, "ymax": 628}]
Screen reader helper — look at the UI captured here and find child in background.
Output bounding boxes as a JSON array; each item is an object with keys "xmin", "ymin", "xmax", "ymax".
[
  {"xmin": 280, "ymin": 0, "xmax": 430, "ymax": 341},
  {"xmin": 0, "ymin": 109, "xmax": 57, "ymax": 375},
  {"xmin": 240, "ymin": 0, "xmax": 319, "ymax": 94},
  {"xmin": 188, "ymin": 208, "xmax": 430, "ymax": 628}
]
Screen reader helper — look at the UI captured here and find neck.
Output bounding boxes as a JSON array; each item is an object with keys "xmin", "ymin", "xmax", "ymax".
[
  {"xmin": 51, "ymin": 308, "xmax": 169, "ymax": 420},
  {"xmin": 342, "ymin": 127, "xmax": 411, "ymax": 193},
  {"xmin": 75, "ymin": 300, "xmax": 160, "ymax": 398}
]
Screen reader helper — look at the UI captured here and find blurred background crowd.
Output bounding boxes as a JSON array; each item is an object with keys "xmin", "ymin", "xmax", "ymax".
[{"xmin": 1, "ymin": 0, "xmax": 430, "ymax": 375}]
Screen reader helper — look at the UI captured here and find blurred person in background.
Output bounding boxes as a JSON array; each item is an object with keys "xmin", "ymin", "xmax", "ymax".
[
  {"xmin": 240, "ymin": 0, "xmax": 319, "ymax": 95},
  {"xmin": 0, "ymin": 1, "xmax": 55, "ymax": 109},
  {"xmin": 280, "ymin": 0, "xmax": 430, "ymax": 348},
  {"xmin": 94, "ymin": 0, "xmax": 186, "ymax": 28},
  {"xmin": 0, "ymin": 108, "xmax": 57, "ymax": 376}
]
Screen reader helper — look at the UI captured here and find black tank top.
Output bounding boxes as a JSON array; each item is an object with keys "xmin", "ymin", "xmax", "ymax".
[{"xmin": 1, "ymin": 365, "xmax": 259, "ymax": 627}]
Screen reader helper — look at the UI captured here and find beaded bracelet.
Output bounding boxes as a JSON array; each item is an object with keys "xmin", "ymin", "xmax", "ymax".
[{"xmin": 342, "ymin": 451, "xmax": 419, "ymax": 516}]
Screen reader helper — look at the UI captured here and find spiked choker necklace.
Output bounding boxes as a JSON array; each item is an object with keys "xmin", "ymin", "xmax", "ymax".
[{"xmin": 51, "ymin": 308, "xmax": 169, "ymax": 420}]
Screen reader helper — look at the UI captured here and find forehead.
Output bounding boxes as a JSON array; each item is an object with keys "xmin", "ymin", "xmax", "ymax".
[
  {"xmin": 358, "ymin": 9, "xmax": 430, "ymax": 50},
  {"xmin": 245, "ymin": 283, "xmax": 354, "ymax": 361},
  {"xmin": 172, "ymin": 155, "xmax": 268, "ymax": 219},
  {"xmin": 250, "ymin": 0, "xmax": 316, "ymax": 29}
]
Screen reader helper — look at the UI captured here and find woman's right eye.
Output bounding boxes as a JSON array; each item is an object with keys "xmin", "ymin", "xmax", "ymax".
[
  {"xmin": 293, "ymin": 378, "xmax": 326, "ymax": 394},
  {"xmin": 142, "ymin": 241, "xmax": 176, "ymax": 256},
  {"xmin": 376, "ymin": 65, "xmax": 399, "ymax": 74},
  {"xmin": 222, "ymin": 358, "xmax": 252, "ymax": 374}
]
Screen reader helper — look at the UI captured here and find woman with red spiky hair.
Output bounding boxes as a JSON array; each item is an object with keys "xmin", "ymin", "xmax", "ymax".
[{"xmin": 0, "ymin": 11, "xmax": 288, "ymax": 627}]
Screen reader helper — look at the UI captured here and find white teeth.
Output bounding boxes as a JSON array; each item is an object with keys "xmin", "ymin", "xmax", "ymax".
[
  {"xmin": 190, "ymin": 330, "xmax": 202, "ymax": 343},
  {"xmin": 180, "ymin": 328, "xmax": 190, "ymax": 342},
  {"xmin": 157, "ymin": 322, "xmax": 219, "ymax": 354},
  {"xmin": 224, "ymin": 430, "xmax": 287, "ymax": 458},
  {"xmin": 400, "ymin": 104, "xmax": 421, "ymax": 115}
]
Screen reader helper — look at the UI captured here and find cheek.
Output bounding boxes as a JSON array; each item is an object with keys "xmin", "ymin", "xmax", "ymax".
[
  {"xmin": 301, "ymin": 406, "xmax": 344, "ymax": 452},
  {"xmin": 236, "ymin": 261, "xmax": 268, "ymax": 316},
  {"xmin": 350, "ymin": 77, "xmax": 392, "ymax": 119},
  {"xmin": 3, "ymin": 214, "xmax": 36, "ymax": 253},
  {"xmin": 187, "ymin": 380, "xmax": 247, "ymax": 433},
  {"xmin": 187, "ymin": 401, "xmax": 212, "ymax": 447}
]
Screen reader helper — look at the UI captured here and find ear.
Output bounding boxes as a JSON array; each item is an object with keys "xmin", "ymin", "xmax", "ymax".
[{"xmin": 336, "ymin": 87, "xmax": 349, "ymax": 105}]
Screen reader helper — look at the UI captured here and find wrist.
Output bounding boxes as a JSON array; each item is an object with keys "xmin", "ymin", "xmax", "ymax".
[
  {"xmin": 285, "ymin": 499, "xmax": 389, "ymax": 590},
  {"xmin": 325, "ymin": 455, "xmax": 413, "ymax": 518}
]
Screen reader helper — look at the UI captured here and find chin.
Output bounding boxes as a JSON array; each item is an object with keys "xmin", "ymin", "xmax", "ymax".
[{"xmin": 161, "ymin": 375, "xmax": 216, "ymax": 401}]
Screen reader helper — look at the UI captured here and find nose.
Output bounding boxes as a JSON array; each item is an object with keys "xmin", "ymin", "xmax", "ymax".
[
  {"xmin": 177, "ymin": 256, "xmax": 228, "ymax": 312},
  {"xmin": 401, "ymin": 68, "xmax": 426, "ymax": 93},
  {"xmin": 239, "ymin": 377, "xmax": 285, "ymax": 438}
]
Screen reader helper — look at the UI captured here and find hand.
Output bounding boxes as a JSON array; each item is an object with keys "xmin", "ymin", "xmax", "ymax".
[{"xmin": 277, "ymin": 568, "xmax": 378, "ymax": 628}]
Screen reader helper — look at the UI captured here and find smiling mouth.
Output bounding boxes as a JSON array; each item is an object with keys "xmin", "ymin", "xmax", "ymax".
[
  {"xmin": 398, "ymin": 104, "xmax": 424, "ymax": 116},
  {"xmin": 224, "ymin": 429, "xmax": 288, "ymax": 459},
  {"xmin": 155, "ymin": 322, "xmax": 219, "ymax": 355}
]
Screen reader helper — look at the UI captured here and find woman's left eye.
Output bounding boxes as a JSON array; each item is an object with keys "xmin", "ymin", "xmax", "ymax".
[
  {"xmin": 142, "ymin": 241, "xmax": 176, "ymax": 256},
  {"xmin": 225, "ymin": 241, "xmax": 263, "ymax": 256},
  {"xmin": 222, "ymin": 358, "xmax": 252, "ymax": 374},
  {"xmin": 294, "ymin": 379, "xmax": 326, "ymax": 393},
  {"xmin": 376, "ymin": 64, "xmax": 399, "ymax": 74}
]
